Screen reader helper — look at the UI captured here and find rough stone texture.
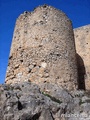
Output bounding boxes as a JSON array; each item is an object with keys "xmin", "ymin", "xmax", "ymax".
[
  {"xmin": 3, "ymin": 4, "xmax": 90, "ymax": 120},
  {"xmin": 0, "ymin": 82, "xmax": 90, "ymax": 120},
  {"xmin": 74, "ymin": 25, "xmax": 90, "ymax": 90},
  {"xmin": 5, "ymin": 5, "xmax": 78, "ymax": 91}
]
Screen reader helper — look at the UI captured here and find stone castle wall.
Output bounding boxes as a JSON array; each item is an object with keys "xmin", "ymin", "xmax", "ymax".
[
  {"xmin": 5, "ymin": 5, "xmax": 78, "ymax": 91},
  {"xmin": 74, "ymin": 25, "xmax": 90, "ymax": 90}
]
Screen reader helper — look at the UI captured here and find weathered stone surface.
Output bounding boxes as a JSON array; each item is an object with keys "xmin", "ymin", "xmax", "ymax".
[
  {"xmin": 5, "ymin": 5, "xmax": 78, "ymax": 91},
  {"xmin": 0, "ymin": 82, "xmax": 90, "ymax": 120},
  {"xmin": 2, "ymin": 4, "xmax": 90, "ymax": 120},
  {"xmin": 74, "ymin": 25, "xmax": 90, "ymax": 90}
]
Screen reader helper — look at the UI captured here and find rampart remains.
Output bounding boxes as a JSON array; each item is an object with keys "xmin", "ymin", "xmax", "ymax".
[
  {"xmin": 74, "ymin": 25, "xmax": 90, "ymax": 90},
  {"xmin": 6, "ymin": 5, "xmax": 90, "ymax": 91}
]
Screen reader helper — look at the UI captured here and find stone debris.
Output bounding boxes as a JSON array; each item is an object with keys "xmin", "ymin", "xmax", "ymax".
[{"xmin": 0, "ymin": 82, "xmax": 90, "ymax": 120}]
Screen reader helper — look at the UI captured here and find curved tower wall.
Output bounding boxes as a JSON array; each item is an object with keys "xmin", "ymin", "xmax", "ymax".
[{"xmin": 5, "ymin": 5, "xmax": 78, "ymax": 90}]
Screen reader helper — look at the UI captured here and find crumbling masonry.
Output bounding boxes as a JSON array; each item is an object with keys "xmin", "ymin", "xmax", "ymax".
[{"xmin": 5, "ymin": 5, "xmax": 78, "ymax": 91}]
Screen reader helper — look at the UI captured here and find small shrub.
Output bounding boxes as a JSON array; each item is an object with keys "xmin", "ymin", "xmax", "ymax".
[{"xmin": 42, "ymin": 92, "xmax": 62, "ymax": 104}]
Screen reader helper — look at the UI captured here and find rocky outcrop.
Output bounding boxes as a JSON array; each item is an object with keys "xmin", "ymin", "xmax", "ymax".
[
  {"xmin": 0, "ymin": 82, "xmax": 90, "ymax": 120},
  {"xmin": 74, "ymin": 25, "xmax": 90, "ymax": 90}
]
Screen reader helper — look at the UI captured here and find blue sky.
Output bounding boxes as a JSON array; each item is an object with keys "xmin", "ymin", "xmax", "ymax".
[{"xmin": 0, "ymin": 0, "xmax": 90, "ymax": 84}]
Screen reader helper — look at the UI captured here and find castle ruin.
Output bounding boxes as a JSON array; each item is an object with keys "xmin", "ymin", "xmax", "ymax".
[
  {"xmin": 74, "ymin": 25, "xmax": 90, "ymax": 90},
  {"xmin": 5, "ymin": 5, "xmax": 79, "ymax": 91}
]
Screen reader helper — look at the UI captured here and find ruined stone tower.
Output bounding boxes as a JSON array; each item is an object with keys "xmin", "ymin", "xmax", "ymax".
[{"xmin": 5, "ymin": 5, "xmax": 78, "ymax": 91}]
